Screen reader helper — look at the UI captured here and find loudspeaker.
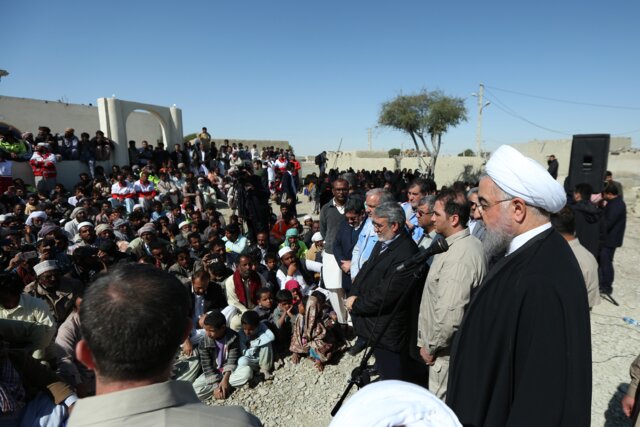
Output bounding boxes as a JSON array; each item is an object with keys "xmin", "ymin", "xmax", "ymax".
[{"xmin": 567, "ymin": 134, "xmax": 610, "ymax": 193}]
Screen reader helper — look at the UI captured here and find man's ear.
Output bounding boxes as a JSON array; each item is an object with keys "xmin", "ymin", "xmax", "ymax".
[{"xmin": 76, "ymin": 339, "xmax": 97, "ymax": 370}]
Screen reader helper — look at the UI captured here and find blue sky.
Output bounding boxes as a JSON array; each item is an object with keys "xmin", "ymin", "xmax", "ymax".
[{"xmin": 3, "ymin": 1, "xmax": 640, "ymax": 155}]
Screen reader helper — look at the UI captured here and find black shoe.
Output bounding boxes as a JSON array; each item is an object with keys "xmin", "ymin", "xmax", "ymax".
[
  {"xmin": 600, "ymin": 286, "xmax": 612, "ymax": 296},
  {"xmin": 348, "ymin": 339, "xmax": 367, "ymax": 356}
]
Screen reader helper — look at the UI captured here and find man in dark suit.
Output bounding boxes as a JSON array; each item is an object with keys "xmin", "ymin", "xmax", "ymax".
[
  {"xmin": 333, "ymin": 196, "xmax": 366, "ymax": 294},
  {"xmin": 599, "ymin": 183, "xmax": 627, "ymax": 295},
  {"xmin": 345, "ymin": 202, "xmax": 420, "ymax": 381}
]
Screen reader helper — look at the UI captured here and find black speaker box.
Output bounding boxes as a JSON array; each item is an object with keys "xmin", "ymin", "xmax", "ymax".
[{"xmin": 567, "ymin": 134, "xmax": 610, "ymax": 193}]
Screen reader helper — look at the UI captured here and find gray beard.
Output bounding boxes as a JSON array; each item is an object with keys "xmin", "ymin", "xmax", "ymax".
[{"xmin": 482, "ymin": 224, "xmax": 514, "ymax": 258}]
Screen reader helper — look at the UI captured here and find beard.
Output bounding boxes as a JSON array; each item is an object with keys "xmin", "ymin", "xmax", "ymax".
[{"xmin": 482, "ymin": 215, "xmax": 514, "ymax": 258}]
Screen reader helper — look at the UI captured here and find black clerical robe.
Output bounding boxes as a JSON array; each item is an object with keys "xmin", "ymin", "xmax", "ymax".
[{"xmin": 447, "ymin": 228, "xmax": 592, "ymax": 427}]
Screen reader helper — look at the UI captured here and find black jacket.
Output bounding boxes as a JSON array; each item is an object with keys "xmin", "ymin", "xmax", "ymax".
[
  {"xmin": 447, "ymin": 229, "xmax": 591, "ymax": 427},
  {"xmin": 569, "ymin": 200, "xmax": 604, "ymax": 258},
  {"xmin": 332, "ymin": 218, "xmax": 365, "ymax": 291},
  {"xmin": 350, "ymin": 231, "xmax": 419, "ymax": 352},
  {"xmin": 603, "ymin": 196, "xmax": 626, "ymax": 248}
]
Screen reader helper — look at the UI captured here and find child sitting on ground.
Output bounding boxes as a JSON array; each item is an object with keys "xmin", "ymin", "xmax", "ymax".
[
  {"xmin": 289, "ymin": 291, "xmax": 339, "ymax": 372},
  {"xmin": 229, "ymin": 311, "xmax": 275, "ymax": 387},
  {"xmin": 193, "ymin": 311, "xmax": 240, "ymax": 400},
  {"xmin": 285, "ymin": 280, "xmax": 303, "ymax": 305},
  {"xmin": 253, "ymin": 288, "xmax": 274, "ymax": 322}
]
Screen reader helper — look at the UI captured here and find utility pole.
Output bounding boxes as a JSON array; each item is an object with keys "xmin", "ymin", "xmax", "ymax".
[
  {"xmin": 367, "ymin": 128, "xmax": 372, "ymax": 151},
  {"xmin": 472, "ymin": 83, "xmax": 490, "ymax": 158}
]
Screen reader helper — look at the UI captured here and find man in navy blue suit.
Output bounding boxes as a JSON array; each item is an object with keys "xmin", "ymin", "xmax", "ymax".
[
  {"xmin": 599, "ymin": 183, "xmax": 626, "ymax": 295},
  {"xmin": 333, "ymin": 196, "xmax": 366, "ymax": 294}
]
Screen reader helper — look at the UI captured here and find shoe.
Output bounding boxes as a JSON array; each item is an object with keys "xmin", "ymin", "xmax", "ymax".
[
  {"xmin": 600, "ymin": 286, "xmax": 612, "ymax": 296},
  {"xmin": 348, "ymin": 339, "xmax": 367, "ymax": 356}
]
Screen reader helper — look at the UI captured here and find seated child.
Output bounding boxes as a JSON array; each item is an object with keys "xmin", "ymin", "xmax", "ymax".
[
  {"xmin": 229, "ymin": 311, "xmax": 275, "ymax": 386},
  {"xmin": 193, "ymin": 311, "xmax": 240, "ymax": 400},
  {"xmin": 262, "ymin": 252, "xmax": 279, "ymax": 292},
  {"xmin": 289, "ymin": 291, "xmax": 338, "ymax": 372},
  {"xmin": 270, "ymin": 289, "xmax": 295, "ymax": 357},
  {"xmin": 253, "ymin": 288, "xmax": 274, "ymax": 322},
  {"xmin": 285, "ymin": 280, "xmax": 303, "ymax": 305}
]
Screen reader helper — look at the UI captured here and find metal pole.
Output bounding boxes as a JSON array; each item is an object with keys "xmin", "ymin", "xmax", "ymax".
[
  {"xmin": 368, "ymin": 128, "xmax": 372, "ymax": 151},
  {"xmin": 476, "ymin": 83, "xmax": 484, "ymax": 157}
]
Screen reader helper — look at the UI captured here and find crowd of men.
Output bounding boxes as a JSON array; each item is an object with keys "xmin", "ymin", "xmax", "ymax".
[{"xmin": 0, "ymin": 122, "xmax": 631, "ymax": 426}]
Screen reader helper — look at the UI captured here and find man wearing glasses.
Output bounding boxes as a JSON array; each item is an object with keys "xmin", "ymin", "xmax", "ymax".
[
  {"xmin": 446, "ymin": 145, "xmax": 592, "ymax": 426},
  {"xmin": 345, "ymin": 202, "xmax": 420, "ymax": 381}
]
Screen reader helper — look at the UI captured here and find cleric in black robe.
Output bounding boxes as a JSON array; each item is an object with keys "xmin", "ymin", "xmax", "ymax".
[{"xmin": 447, "ymin": 145, "xmax": 592, "ymax": 427}]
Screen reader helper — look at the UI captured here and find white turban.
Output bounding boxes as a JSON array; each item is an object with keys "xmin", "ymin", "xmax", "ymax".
[
  {"xmin": 485, "ymin": 145, "xmax": 566, "ymax": 213},
  {"xmin": 330, "ymin": 380, "xmax": 461, "ymax": 427},
  {"xmin": 77, "ymin": 221, "xmax": 94, "ymax": 230},
  {"xmin": 34, "ymin": 260, "xmax": 59, "ymax": 276},
  {"xmin": 312, "ymin": 232, "xmax": 323, "ymax": 243},
  {"xmin": 25, "ymin": 211, "xmax": 47, "ymax": 226},
  {"xmin": 278, "ymin": 247, "xmax": 292, "ymax": 258}
]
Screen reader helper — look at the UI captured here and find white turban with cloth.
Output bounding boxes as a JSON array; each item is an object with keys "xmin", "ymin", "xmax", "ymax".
[
  {"xmin": 330, "ymin": 380, "xmax": 461, "ymax": 427},
  {"xmin": 485, "ymin": 145, "xmax": 566, "ymax": 213},
  {"xmin": 25, "ymin": 211, "xmax": 48, "ymax": 226}
]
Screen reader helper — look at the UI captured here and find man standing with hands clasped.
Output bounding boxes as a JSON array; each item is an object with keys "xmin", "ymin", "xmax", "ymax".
[{"xmin": 417, "ymin": 189, "xmax": 486, "ymax": 399}]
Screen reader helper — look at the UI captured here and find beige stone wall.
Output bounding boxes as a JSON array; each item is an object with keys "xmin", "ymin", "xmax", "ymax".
[{"xmin": 0, "ymin": 95, "xmax": 163, "ymax": 145}]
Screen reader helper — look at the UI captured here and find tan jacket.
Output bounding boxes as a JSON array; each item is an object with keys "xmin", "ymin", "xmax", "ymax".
[
  {"xmin": 417, "ymin": 228, "xmax": 486, "ymax": 356},
  {"xmin": 568, "ymin": 238, "xmax": 600, "ymax": 309}
]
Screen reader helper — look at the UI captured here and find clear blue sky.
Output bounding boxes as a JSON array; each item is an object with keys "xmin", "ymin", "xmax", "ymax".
[{"xmin": 3, "ymin": 0, "xmax": 640, "ymax": 155}]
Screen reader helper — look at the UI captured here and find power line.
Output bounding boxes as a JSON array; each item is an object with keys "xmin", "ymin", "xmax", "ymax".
[
  {"xmin": 484, "ymin": 85, "xmax": 640, "ymax": 111},
  {"xmin": 483, "ymin": 88, "xmax": 572, "ymax": 135}
]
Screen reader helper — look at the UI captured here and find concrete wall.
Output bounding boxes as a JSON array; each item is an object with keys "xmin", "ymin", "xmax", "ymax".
[{"xmin": 0, "ymin": 95, "xmax": 163, "ymax": 145}]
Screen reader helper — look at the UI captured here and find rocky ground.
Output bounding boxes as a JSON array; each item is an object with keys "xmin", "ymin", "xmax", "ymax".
[{"xmin": 211, "ymin": 197, "xmax": 640, "ymax": 427}]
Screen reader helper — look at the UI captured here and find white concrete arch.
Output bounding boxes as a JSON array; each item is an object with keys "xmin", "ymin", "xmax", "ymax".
[{"xmin": 97, "ymin": 97, "xmax": 183, "ymax": 166}]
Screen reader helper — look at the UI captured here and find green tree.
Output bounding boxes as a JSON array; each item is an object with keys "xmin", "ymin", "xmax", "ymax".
[
  {"xmin": 458, "ymin": 149, "xmax": 475, "ymax": 157},
  {"xmin": 183, "ymin": 133, "xmax": 196, "ymax": 143},
  {"xmin": 378, "ymin": 90, "xmax": 467, "ymax": 179}
]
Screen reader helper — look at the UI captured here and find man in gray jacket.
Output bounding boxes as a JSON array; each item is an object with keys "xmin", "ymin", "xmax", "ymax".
[{"xmin": 417, "ymin": 190, "xmax": 486, "ymax": 399}]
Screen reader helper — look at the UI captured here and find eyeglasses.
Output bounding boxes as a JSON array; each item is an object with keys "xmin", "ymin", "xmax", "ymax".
[
  {"xmin": 372, "ymin": 220, "xmax": 387, "ymax": 230},
  {"xmin": 416, "ymin": 210, "xmax": 433, "ymax": 217},
  {"xmin": 478, "ymin": 198, "xmax": 512, "ymax": 211}
]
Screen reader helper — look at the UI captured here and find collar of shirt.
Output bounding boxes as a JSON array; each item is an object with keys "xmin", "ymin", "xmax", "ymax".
[
  {"xmin": 332, "ymin": 199, "xmax": 346, "ymax": 215},
  {"xmin": 380, "ymin": 233, "xmax": 400, "ymax": 252},
  {"xmin": 506, "ymin": 222, "xmax": 552, "ymax": 256},
  {"xmin": 445, "ymin": 228, "xmax": 470, "ymax": 246}
]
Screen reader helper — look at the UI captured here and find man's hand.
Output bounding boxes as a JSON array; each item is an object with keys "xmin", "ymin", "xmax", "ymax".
[
  {"xmin": 198, "ymin": 314, "xmax": 206, "ymax": 329},
  {"xmin": 622, "ymin": 394, "xmax": 635, "ymax": 417},
  {"xmin": 182, "ymin": 338, "xmax": 193, "ymax": 357},
  {"xmin": 215, "ymin": 377, "xmax": 231, "ymax": 400},
  {"xmin": 340, "ymin": 260, "xmax": 351, "ymax": 273},
  {"xmin": 419, "ymin": 347, "xmax": 435, "ymax": 366},
  {"xmin": 345, "ymin": 296, "xmax": 357, "ymax": 311},
  {"xmin": 287, "ymin": 262, "xmax": 298, "ymax": 276}
]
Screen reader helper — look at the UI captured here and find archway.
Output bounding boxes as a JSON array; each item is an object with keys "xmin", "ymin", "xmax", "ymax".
[{"xmin": 97, "ymin": 97, "xmax": 183, "ymax": 166}]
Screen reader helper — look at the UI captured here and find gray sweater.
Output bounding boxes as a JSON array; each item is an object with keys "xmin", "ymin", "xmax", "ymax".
[{"xmin": 319, "ymin": 199, "xmax": 345, "ymax": 254}]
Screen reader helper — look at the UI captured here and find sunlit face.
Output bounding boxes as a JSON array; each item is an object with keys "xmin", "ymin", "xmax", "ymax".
[
  {"xmin": 365, "ymin": 194, "xmax": 380, "ymax": 217},
  {"xmin": 192, "ymin": 277, "xmax": 209, "ymax": 295},
  {"xmin": 371, "ymin": 214, "xmax": 396, "ymax": 242},
  {"xmin": 205, "ymin": 324, "xmax": 226, "ymax": 340},
  {"xmin": 431, "ymin": 200, "xmax": 451, "ymax": 236},
  {"xmin": 258, "ymin": 292, "xmax": 273, "ymax": 309},
  {"xmin": 237, "ymin": 257, "xmax": 251, "ymax": 279},
  {"xmin": 280, "ymin": 252, "xmax": 295, "ymax": 267},
  {"xmin": 407, "ymin": 185, "xmax": 424, "ymax": 209},
  {"xmin": 417, "ymin": 204, "xmax": 434, "ymax": 228},
  {"xmin": 256, "ymin": 233, "xmax": 268, "ymax": 248},
  {"xmin": 468, "ymin": 193, "xmax": 481, "ymax": 220}
]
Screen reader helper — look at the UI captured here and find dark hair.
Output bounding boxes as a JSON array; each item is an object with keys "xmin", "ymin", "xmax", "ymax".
[
  {"xmin": 604, "ymin": 183, "xmax": 619, "ymax": 196},
  {"xmin": 79, "ymin": 264, "xmax": 190, "ymax": 381},
  {"xmin": 436, "ymin": 189, "xmax": 470, "ymax": 226},
  {"xmin": 551, "ymin": 207, "xmax": 576, "ymax": 235},
  {"xmin": 203, "ymin": 311, "xmax": 226, "ymax": 329},
  {"xmin": 409, "ymin": 178, "xmax": 436, "ymax": 195},
  {"xmin": 187, "ymin": 232, "xmax": 201, "ymax": 241},
  {"xmin": 275, "ymin": 289, "xmax": 293, "ymax": 303},
  {"xmin": 344, "ymin": 195, "xmax": 365, "ymax": 214},
  {"xmin": 240, "ymin": 310, "xmax": 260, "ymax": 327},
  {"xmin": 256, "ymin": 287, "xmax": 272, "ymax": 300},
  {"xmin": 0, "ymin": 272, "xmax": 24, "ymax": 296},
  {"xmin": 226, "ymin": 223, "xmax": 240, "ymax": 235},
  {"xmin": 264, "ymin": 252, "xmax": 278, "ymax": 264},
  {"xmin": 574, "ymin": 183, "xmax": 593, "ymax": 201},
  {"xmin": 311, "ymin": 290, "xmax": 327, "ymax": 305}
]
